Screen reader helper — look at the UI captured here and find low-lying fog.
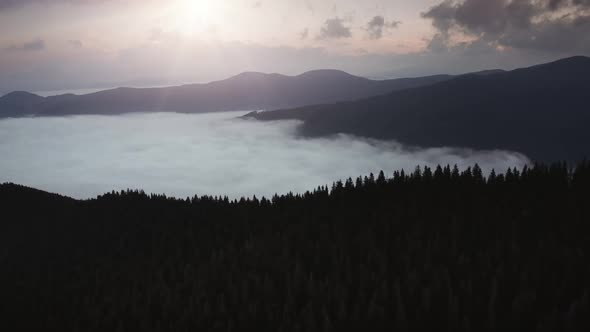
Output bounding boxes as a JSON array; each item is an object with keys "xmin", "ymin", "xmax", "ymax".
[{"xmin": 0, "ymin": 111, "xmax": 529, "ymax": 199}]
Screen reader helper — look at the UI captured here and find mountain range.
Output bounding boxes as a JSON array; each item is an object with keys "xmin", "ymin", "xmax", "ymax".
[
  {"xmin": 246, "ymin": 56, "xmax": 590, "ymax": 163},
  {"xmin": 0, "ymin": 70, "xmax": 451, "ymax": 118},
  {"xmin": 1, "ymin": 56, "xmax": 588, "ymax": 162}
]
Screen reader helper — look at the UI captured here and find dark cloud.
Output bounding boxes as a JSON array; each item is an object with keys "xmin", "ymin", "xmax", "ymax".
[
  {"xmin": 0, "ymin": 0, "xmax": 28, "ymax": 11},
  {"xmin": 6, "ymin": 39, "xmax": 46, "ymax": 52},
  {"xmin": 547, "ymin": 0, "xmax": 566, "ymax": 10},
  {"xmin": 422, "ymin": 0, "xmax": 590, "ymax": 53},
  {"xmin": 318, "ymin": 17, "xmax": 352, "ymax": 39},
  {"xmin": 366, "ymin": 16, "xmax": 401, "ymax": 39},
  {"xmin": 547, "ymin": 0, "xmax": 590, "ymax": 9}
]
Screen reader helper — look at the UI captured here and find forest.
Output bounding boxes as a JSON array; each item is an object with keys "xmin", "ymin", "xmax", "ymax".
[
  {"xmin": 2, "ymin": 162, "xmax": 590, "ymax": 331},
  {"xmin": 247, "ymin": 56, "xmax": 590, "ymax": 163}
]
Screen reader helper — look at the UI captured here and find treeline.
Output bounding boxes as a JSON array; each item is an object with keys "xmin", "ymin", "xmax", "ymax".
[{"xmin": 1, "ymin": 162, "xmax": 590, "ymax": 331}]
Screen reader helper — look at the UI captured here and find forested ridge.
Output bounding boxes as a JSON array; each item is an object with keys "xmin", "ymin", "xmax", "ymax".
[
  {"xmin": 2, "ymin": 162, "xmax": 590, "ymax": 331},
  {"xmin": 247, "ymin": 56, "xmax": 590, "ymax": 163}
]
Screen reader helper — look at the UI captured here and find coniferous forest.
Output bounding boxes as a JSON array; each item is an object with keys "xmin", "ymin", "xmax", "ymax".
[{"xmin": 2, "ymin": 162, "xmax": 590, "ymax": 331}]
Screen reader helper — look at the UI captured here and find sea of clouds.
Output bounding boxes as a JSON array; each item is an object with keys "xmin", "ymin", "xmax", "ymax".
[{"xmin": 0, "ymin": 111, "xmax": 529, "ymax": 199}]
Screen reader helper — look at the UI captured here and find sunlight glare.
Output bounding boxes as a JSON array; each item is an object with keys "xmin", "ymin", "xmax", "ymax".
[{"xmin": 173, "ymin": 0, "xmax": 221, "ymax": 36}]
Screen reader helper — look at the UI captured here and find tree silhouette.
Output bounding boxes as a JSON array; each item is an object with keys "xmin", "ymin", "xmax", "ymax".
[{"xmin": 1, "ymin": 162, "xmax": 590, "ymax": 331}]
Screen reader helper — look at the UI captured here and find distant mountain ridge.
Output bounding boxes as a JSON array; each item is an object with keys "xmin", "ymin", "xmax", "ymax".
[
  {"xmin": 0, "ymin": 70, "xmax": 453, "ymax": 118},
  {"xmin": 0, "ymin": 91, "xmax": 45, "ymax": 117},
  {"xmin": 247, "ymin": 56, "xmax": 590, "ymax": 163}
]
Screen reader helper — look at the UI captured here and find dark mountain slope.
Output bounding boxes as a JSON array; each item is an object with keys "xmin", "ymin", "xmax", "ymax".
[
  {"xmin": 247, "ymin": 56, "xmax": 590, "ymax": 163},
  {"xmin": 0, "ymin": 91, "xmax": 45, "ymax": 117},
  {"xmin": 0, "ymin": 71, "xmax": 452, "ymax": 118},
  {"xmin": 2, "ymin": 162, "xmax": 590, "ymax": 331}
]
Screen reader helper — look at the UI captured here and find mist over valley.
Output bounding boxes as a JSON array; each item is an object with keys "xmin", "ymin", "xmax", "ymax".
[{"xmin": 0, "ymin": 111, "xmax": 528, "ymax": 199}]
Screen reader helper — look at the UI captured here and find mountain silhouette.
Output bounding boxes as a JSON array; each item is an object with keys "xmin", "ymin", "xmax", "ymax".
[
  {"xmin": 0, "ymin": 70, "xmax": 452, "ymax": 118},
  {"xmin": 247, "ymin": 56, "xmax": 590, "ymax": 163},
  {"xmin": 3, "ymin": 161, "xmax": 590, "ymax": 331},
  {"xmin": 0, "ymin": 91, "xmax": 45, "ymax": 117}
]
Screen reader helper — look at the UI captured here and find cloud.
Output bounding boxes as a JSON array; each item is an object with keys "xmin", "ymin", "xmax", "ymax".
[
  {"xmin": 304, "ymin": 0, "xmax": 313, "ymax": 12},
  {"xmin": 299, "ymin": 28, "xmax": 309, "ymax": 40},
  {"xmin": 68, "ymin": 40, "xmax": 83, "ymax": 48},
  {"xmin": 0, "ymin": 111, "xmax": 528, "ymax": 199},
  {"xmin": 547, "ymin": 0, "xmax": 566, "ymax": 10},
  {"xmin": 5, "ymin": 38, "xmax": 46, "ymax": 52},
  {"xmin": 422, "ymin": 0, "xmax": 590, "ymax": 53},
  {"xmin": 366, "ymin": 16, "xmax": 401, "ymax": 39},
  {"xmin": 318, "ymin": 17, "xmax": 352, "ymax": 39},
  {"xmin": 0, "ymin": 0, "xmax": 29, "ymax": 11},
  {"xmin": 0, "ymin": 0, "xmax": 107, "ymax": 11}
]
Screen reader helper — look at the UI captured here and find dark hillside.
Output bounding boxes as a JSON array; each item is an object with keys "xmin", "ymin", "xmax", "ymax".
[
  {"xmin": 248, "ymin": 56, "xmax": 590, "ymax": 163},
  {"xmin": 2, "ymin": 162, "xmax": 590, "ymax": 331}
]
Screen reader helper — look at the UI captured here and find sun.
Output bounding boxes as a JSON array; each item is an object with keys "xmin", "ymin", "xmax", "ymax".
[{"xmin": 173, "ymin": 0, "xmax": 220, "ymax": 36}]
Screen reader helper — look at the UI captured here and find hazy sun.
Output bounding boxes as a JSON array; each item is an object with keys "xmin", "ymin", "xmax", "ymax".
[{"xmin": 173, "ymin": 0, "xmax": 222, "ymax": 36}]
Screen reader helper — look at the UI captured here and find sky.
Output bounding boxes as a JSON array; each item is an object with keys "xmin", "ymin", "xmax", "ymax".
[{"xmin": 0, "ymin": 0, "xmax": 589, "ymax": 94}]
